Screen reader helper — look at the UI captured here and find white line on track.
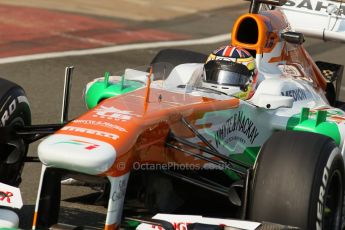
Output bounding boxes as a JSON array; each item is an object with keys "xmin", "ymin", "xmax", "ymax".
[{"xmin": 0, "ymin": 33, "xmax": 231, "ymax": 64}]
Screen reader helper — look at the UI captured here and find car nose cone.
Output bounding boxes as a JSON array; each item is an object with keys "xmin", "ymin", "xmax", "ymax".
[{"xmin": 38, "ymin": 134, "xmax": 116, "ymax": 175}]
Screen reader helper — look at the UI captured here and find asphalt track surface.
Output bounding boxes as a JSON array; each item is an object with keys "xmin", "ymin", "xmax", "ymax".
[{"xmin": 0, "ymin": 2, "xmax": 344, "ymax": 229}]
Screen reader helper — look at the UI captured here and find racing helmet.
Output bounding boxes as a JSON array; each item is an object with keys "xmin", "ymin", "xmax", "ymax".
[{"xmin": 203, "ymin": 46, "xmax": 257, "ymax": 100}]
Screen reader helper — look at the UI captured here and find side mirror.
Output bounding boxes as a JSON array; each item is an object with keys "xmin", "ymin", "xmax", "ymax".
[
  {"xmin": 281, "ymin": 31, "xmax": 305, "ymax": 44},
  {"xmin": 253, "ymin": 94, "xmax": 293, "ymax": 109}
]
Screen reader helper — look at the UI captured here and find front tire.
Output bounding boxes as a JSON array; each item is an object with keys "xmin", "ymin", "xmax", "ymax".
[
  {"xmin": 0, "ymin": 78, "xmax": 31, "ymax": 186},
  {"xmin": 249, "ymin": 131, "xmax": 344, "ymax": 230}
]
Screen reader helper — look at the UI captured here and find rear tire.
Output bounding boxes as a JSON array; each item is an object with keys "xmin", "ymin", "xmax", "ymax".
[
  {"xmin": 249, "ymin": 131, "xmax": 344, "ymax": 230},
  {"xmin": 0, "ymin": 78, "xmax": 31, "ymax": 186}
]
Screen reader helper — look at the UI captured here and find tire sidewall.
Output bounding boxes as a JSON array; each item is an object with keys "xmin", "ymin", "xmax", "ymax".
[
  {"xmin": 0, "ymin": 87, "xmax": 31, "ymax": 128},
  {"xmin": 310, "ymin": 145, "xmax": 344, "ymax": 229},
  {"xmin": 249, "ymin": 131, "xmax": 345, "ymax": 230},
  {"xmin": 0, "ymin": 84, "xmax": 31, "ymax": 186}
]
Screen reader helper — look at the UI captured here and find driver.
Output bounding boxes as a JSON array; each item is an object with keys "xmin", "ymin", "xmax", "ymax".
[{"xmin": 202, "ymin": 45, "xmax": 257, "ymax": 100}]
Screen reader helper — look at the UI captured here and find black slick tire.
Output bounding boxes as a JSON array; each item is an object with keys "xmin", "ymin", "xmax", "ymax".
[
  {"xmin": 248, "ymin": 131, "xmax": 344, "ymax": 230},
  {"xmin": 0, "ymin": 78, "xmax": 31, "ymax": 186}
]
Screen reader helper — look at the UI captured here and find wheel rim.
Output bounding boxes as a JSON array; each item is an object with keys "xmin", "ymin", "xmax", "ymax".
[{"xmin": 323, "ymin": 170, "xmax": 343, "ymax": 229}]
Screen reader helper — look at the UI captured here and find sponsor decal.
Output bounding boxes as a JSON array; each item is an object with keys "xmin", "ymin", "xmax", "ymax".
[
  {"xmin": 328, "ymin": 115, "xmax": 345, "ymax": 124},
  {"xmin": 1, "ymin": 98, "xmax": 16, "ymax": 126},
  {"xmin": 53, "ymin": 139, "xmax": 100, "ymax": 150},
  {"xmin": 93, "ymin": 106, "xmax": 141, "ymax": 121},
  {"xmin": 214, "ymin": 111, "xmax": 259, "ymax": 147},
  {"xmin": 149, "ymin": 222, "xmax": 226, "ymax": 230},
  {"xmin": 214, "ymin": 56, "xmax": 234, "ymax": 62},
  {"xmin": 17, "ymin": 95, "xmax": 30, "ymax": 105},
  {"xmin": 0, "ymin": 183, "xmax": 22, "ymax": 209},
  {"xmin": 316, "ymin": 149, "xmax": 337, "ymax": 230},
  {"xmin": 149, "ymin": 222, "xmax": 191, "ymax": 230},
  {"xmin": 72, "ymin": 119, "xmax": 127, "ymax": 132},
  {"xmin": 310, "ymin": 107, "xmax": 345, "ymax": 123},
  {"xmin": 285, "ymin": 0, "xmax": 345, "ymax": 17},
  {"xmin": 1, "ymin": 96, "xmax": 30, "ymax": 126},
  {"xmin": 281, "ymin": 88, "xmax": 307, "ymax": 101},
  {"xmin": 278, "ymin": 64, "xmax": 304, "ymax": 78},
  {"xmin": 278, "ymin": 64, "xmax": 314, "ymax": 83},
  {"xmin": 61, "ymin": 126, "xmax": 119, "ymax": 140},
  {"xmin": 0, "ymin": 191, "xmax": 13, "ymax": 203},
  {"xmin": 311, "ymin": 107, "xmax": 344, "ymax": 116}
]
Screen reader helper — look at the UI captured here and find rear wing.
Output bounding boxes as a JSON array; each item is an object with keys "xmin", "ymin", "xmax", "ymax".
[{"xmin": 278, "ymin": 0, "xmax": 345, "ymax": 42}]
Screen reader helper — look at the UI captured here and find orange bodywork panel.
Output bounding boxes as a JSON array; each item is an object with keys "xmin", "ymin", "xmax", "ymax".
[
  {"xmin": 232, "ymin": 10, "xmax": 327, "ymax": 90},
  {"xmin": 57, "ymin": 88, "xmax": 240, "ymax": 176},
  {"xmin": 231, "ymin": 11, "xmax": 288, "ymax": 55},
  {"xmin": 232, "ymin": 13, "xmax": 267, "ymax": 54}
]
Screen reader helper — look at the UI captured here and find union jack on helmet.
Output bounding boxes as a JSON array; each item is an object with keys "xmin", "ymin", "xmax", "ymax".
[
  {"xmin": 213, "ymin": 45, "xmax": 252, "ymax": 59},
  {"xmin": 207, "ymin": 45, "xmax": 256, "ymax": 71}
]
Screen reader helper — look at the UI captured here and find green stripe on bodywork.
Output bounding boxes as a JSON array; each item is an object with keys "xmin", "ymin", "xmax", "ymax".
[
  {"xmin": 53, "ymin": 141, "xmax": 83, "ymax": 146},
  {"xmin": 287, "ymin": 108, "xmax": 341, "ymax": 145}
]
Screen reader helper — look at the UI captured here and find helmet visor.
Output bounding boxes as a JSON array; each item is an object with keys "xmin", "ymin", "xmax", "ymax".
[
  {"xmin": 204, "ymin": 60, "xmax": 252, "ymax": 87},
  {"xmin": 205, "ymin": 69, "xmax": 250, "ymax": 86}
]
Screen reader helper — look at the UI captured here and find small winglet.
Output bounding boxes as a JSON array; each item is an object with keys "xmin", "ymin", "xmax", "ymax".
[{"xmin": 104, "ymin": 71, "xmax": 110, "ymax": 88}]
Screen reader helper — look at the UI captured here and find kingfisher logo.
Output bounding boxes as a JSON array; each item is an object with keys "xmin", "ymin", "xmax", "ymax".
[
  {"xmin": 54, "ymin": 139, "xmax": 100, "ymax": 150},
  {"xmin": 93, "ymin": 106, "xmax": 141, "ymax": 121}
]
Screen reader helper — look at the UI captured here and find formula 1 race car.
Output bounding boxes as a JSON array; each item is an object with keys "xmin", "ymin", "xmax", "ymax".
[{"xmin": 0, "ymin": 0, "xmax": 345, "ymax": 229}]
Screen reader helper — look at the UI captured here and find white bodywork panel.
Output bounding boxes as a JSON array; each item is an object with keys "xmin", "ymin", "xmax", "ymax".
[
  {"xmin": 0, "ymin": 209, "xmax": 19, "ymax": 228},
  {"xmin": 279, "ymin": 0, "xmax": 345, "ymax": 42},
  {"xmin": 38, "ymin": 134, "xmax": 116, "ymax": 175},
  {"xmin": 136, "ymin": 214, "xmax": 261, "ymax": 230},
  {"xmin": 0, "ymin": 183, "xmax": 23, "ymax": 228},
  {"xmin": 0, "ymin": 183, "xmax": 22, "ymax": 209}
]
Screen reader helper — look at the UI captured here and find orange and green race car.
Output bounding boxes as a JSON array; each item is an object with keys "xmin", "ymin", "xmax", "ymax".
[{"xmin": 0, "ymin": 0, "xmax": 344, "ymax": 229}]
